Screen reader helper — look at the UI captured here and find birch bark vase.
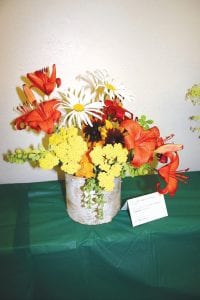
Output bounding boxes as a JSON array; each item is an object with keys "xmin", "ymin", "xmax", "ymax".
[{"xmin": 65, "ymin": 174, "xmax": 121, "ymax": 225}]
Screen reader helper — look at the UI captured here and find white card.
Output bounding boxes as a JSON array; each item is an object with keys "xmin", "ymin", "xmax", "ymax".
[{"xmin": 128, "ymin": 192, "xmax": 168, "ymax": 227}]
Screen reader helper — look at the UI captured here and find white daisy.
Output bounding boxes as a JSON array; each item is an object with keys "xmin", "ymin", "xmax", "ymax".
[
  {"xmin": 58, "ymin": 88, "xmax": 104, "ymax": 128},
  {"xmin": 76, "ymin": 69, "xmax": 135, "ymax": 102}
]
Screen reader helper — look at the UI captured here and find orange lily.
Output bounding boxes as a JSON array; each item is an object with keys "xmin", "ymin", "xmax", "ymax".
[
  {"xmin": 155, "ymin": 143, "xmax": 183, "ymax": 163},
  {"xmin": 14, "ymin": 99, "xmax": 61, "ymax": 134},
  {"xmin": 121, "ymin": 119, "xmax": 160, "ymax": 167},
  {"xmin": 27, "ymin": 64, "xmax": 61, "ymax": 95},
  {"xmin": 157, "ymin": 152, "xmax": 188, "ymax": 196}
]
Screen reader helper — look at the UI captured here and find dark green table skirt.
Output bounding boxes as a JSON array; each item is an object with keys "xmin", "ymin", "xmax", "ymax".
[{"xmin": 0, "ymin": 172, "xmax": 200, "ymax": 300}]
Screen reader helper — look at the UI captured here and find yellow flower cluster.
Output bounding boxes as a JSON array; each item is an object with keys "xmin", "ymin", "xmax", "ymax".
[
  {"xmin": 39, "ymin": 127, "xmax": 87, "ymax": 174},
  {"xmin": 90, "ymin": 143, "xmax": 128, "ymax": 191},
  {"xmin": 39, "ymin": 152, "xmax": 59, "ymax": 170}
]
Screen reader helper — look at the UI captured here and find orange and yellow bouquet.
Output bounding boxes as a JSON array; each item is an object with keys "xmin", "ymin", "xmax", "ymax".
[{"xmin": 6, "ymin": 64, "xmax": 188, "ymax": 215}]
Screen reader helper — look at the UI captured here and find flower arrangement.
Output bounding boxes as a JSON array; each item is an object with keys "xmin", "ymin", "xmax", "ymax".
[{"xmin": 6, "ymin": 64, "xmax": 188, "ymax": 219}]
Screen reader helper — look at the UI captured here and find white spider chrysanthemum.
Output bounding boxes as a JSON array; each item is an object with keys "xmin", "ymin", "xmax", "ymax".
[
  {"xmin": 58, "ymin": 88, "xmax": 104, "ymax": 128},
  {"xmin": 76, "ymin": 69, "xmax": 135, "ymax": 102}
]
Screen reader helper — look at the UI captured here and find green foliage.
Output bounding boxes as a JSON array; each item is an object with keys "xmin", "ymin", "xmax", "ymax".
[
  {"xmin": 186, "ymin": 84, "xmax": 200, "ymax": 138},
  {"xmin": 138, "ymin": 115, "xmax": 154, "ymax": 130},
  {"xmin": 120, "ymin": 162, "xmax": 153, "ymax": 178},
  {"xmin": 186, "ymin": 84, "xmax": 200, "ymax": 105},
  {"xmin": 81, "ymin": 178, "xmax": 105, "ymax": 220}
]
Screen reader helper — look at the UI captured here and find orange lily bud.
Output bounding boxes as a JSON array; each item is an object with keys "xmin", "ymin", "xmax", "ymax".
[
  {"xmin": 155, "ymin": 144, "xmax": 183, "ymax": 154},
  {"xmin": 23, "ymin": 84, "xmax": 36, "ymax": 105}
]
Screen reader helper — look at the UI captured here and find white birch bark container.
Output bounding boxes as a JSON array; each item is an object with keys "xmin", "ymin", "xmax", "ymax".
[{"xmin": 65, "ymin": 174, "xmax": 121, "ymax": 225}]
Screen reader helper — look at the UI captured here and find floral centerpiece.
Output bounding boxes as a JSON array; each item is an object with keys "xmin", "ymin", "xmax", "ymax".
[{"xmin": 6, "ymin": 64, "xmax": 188, "ymax": 224}]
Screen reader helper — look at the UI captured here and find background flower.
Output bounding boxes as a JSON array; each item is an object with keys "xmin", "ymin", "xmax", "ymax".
[{"xmin": 77, "ymin": 69, "xmax": 135, "ymax": 102}]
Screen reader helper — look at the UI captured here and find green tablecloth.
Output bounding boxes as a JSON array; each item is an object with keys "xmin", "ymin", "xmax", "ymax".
[{"xmin": 0, "ymin": 172, "xmax": 200, "ymax": 300}]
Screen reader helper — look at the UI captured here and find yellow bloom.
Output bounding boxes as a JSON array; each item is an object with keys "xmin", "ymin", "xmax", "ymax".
[
  {"xmin": 89, "ymin": 145, "xmax": 104, "ymax": 166},
  {"xmin": 98, "ymin": 172, "xmax": 114, "ymax": 191},
  {"xmin": 61, "ymin": 162, "xmax": 80, "ymax": 174},
  {"xmin": 110, "ymin": 164, "xmax": 121, "ymax": 177},
  {"xmin": 102, "ymin": 144, "xmax": 114, "ymax": 159},
  {"xmin": 90, "ymin": 143, "xmax": 128, "ymax": 174},
  {"xmin": 65, "ymin": 126, "xmax": 78, "ymax": 137},
  {"xmin": 53, "ymin": 142, "xmax": 69, "ymax": 162},
  {"xmin": 49, "ymin": 127, "xmax": 79, "ymax": 148},
  {"xmin": 105, "ymin": 120, "xmax": 113, "ymax": 129},
  {"xmin": 45, "ymin": 126, "xmax": 88, "ymax": 175},
  {"xmin": 99, "ymin": 163, "xmax": 110, "ymax": 172},
  {"xmin": 114, "ymin": 144, "xmax": 128, "ymax": 164},
  {"xmin": 39, "ymin": 152, "xmax": 59, "ymax": 170}
]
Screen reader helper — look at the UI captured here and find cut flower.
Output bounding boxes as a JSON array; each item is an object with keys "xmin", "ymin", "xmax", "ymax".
[
  {"xmin": 27, "ymin": 64, "xmax": 61, "ymax": 95},
  {"xmin": 157, "ymin": 152, "xmax": 188, "ymax": 196},
  {"xmin": 121, "ymin": 119, "xmax": 160, "ymax": 167},
  {"xmin": 14, "ymin": 83, "xmax": 61, "ymax": 134},
  {"xmin": 77, "ymin": 69, "xmax": 135, "ymax": 102},
  {"xmin": 58, "ymin": 88, "xmax": 104, "ymax": 128},
  {"xmin": 89, "ymin": 143, "xmax": 128, "ymax": 191}
]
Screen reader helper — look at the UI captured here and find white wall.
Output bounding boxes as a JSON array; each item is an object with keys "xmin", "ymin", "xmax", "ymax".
[{"xmin": 0, "ymin": 0, "xmax": 199, "ymax": 184}]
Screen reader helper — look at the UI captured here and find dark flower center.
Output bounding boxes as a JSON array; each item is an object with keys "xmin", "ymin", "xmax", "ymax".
[
  {"xmin": 83, "ymin": 121, "xmax": 104, "ymax": 142},
  {"xmin": 105, "ymin": 128, "xmax": 124, "ymax": 145}
]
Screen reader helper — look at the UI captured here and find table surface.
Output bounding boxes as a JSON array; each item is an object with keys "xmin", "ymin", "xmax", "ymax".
[{"xmin": 0, "ymin": 171, "xmax": 200, "ymax": 300}]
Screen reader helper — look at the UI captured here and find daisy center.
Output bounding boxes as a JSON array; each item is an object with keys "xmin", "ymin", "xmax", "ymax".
[
  {"xmin": 105, "ymin": 83, "xmax": 116, "ymax": 91},
  {"xmin": 73, "ymin": 103, "xmax": 85, "ymax": 112}
]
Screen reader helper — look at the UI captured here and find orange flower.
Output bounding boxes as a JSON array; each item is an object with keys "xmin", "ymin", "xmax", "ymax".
[
  {"xmin": 27, "ymin": 64, "xmax": 61, "ymax": 95},
  {"xmin": 76, "ymin": 154, "xmax": 94, "ymax": 178},
  {"xmin": 103, "ymin": 99, "xmax": 133, "ymax": 122},
  {"xmin": 121, "ymin": 119, "xmax": 160, "ymax": 167},
  {"xmin": 157, "ymin": 152, "xmax": 188, "ymax": 196},
  {"xmin": 14, "ymin": 99, "xmax": 61, "ymax": 134},
  {"xmin": 155, "ymin": 144, "xmax": 183, "ymax": 154}
]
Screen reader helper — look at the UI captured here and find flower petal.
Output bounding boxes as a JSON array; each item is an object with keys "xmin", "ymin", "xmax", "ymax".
[{"xmin": 155, "ymin": 144, "xmax": 183, "ymax": 154}]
